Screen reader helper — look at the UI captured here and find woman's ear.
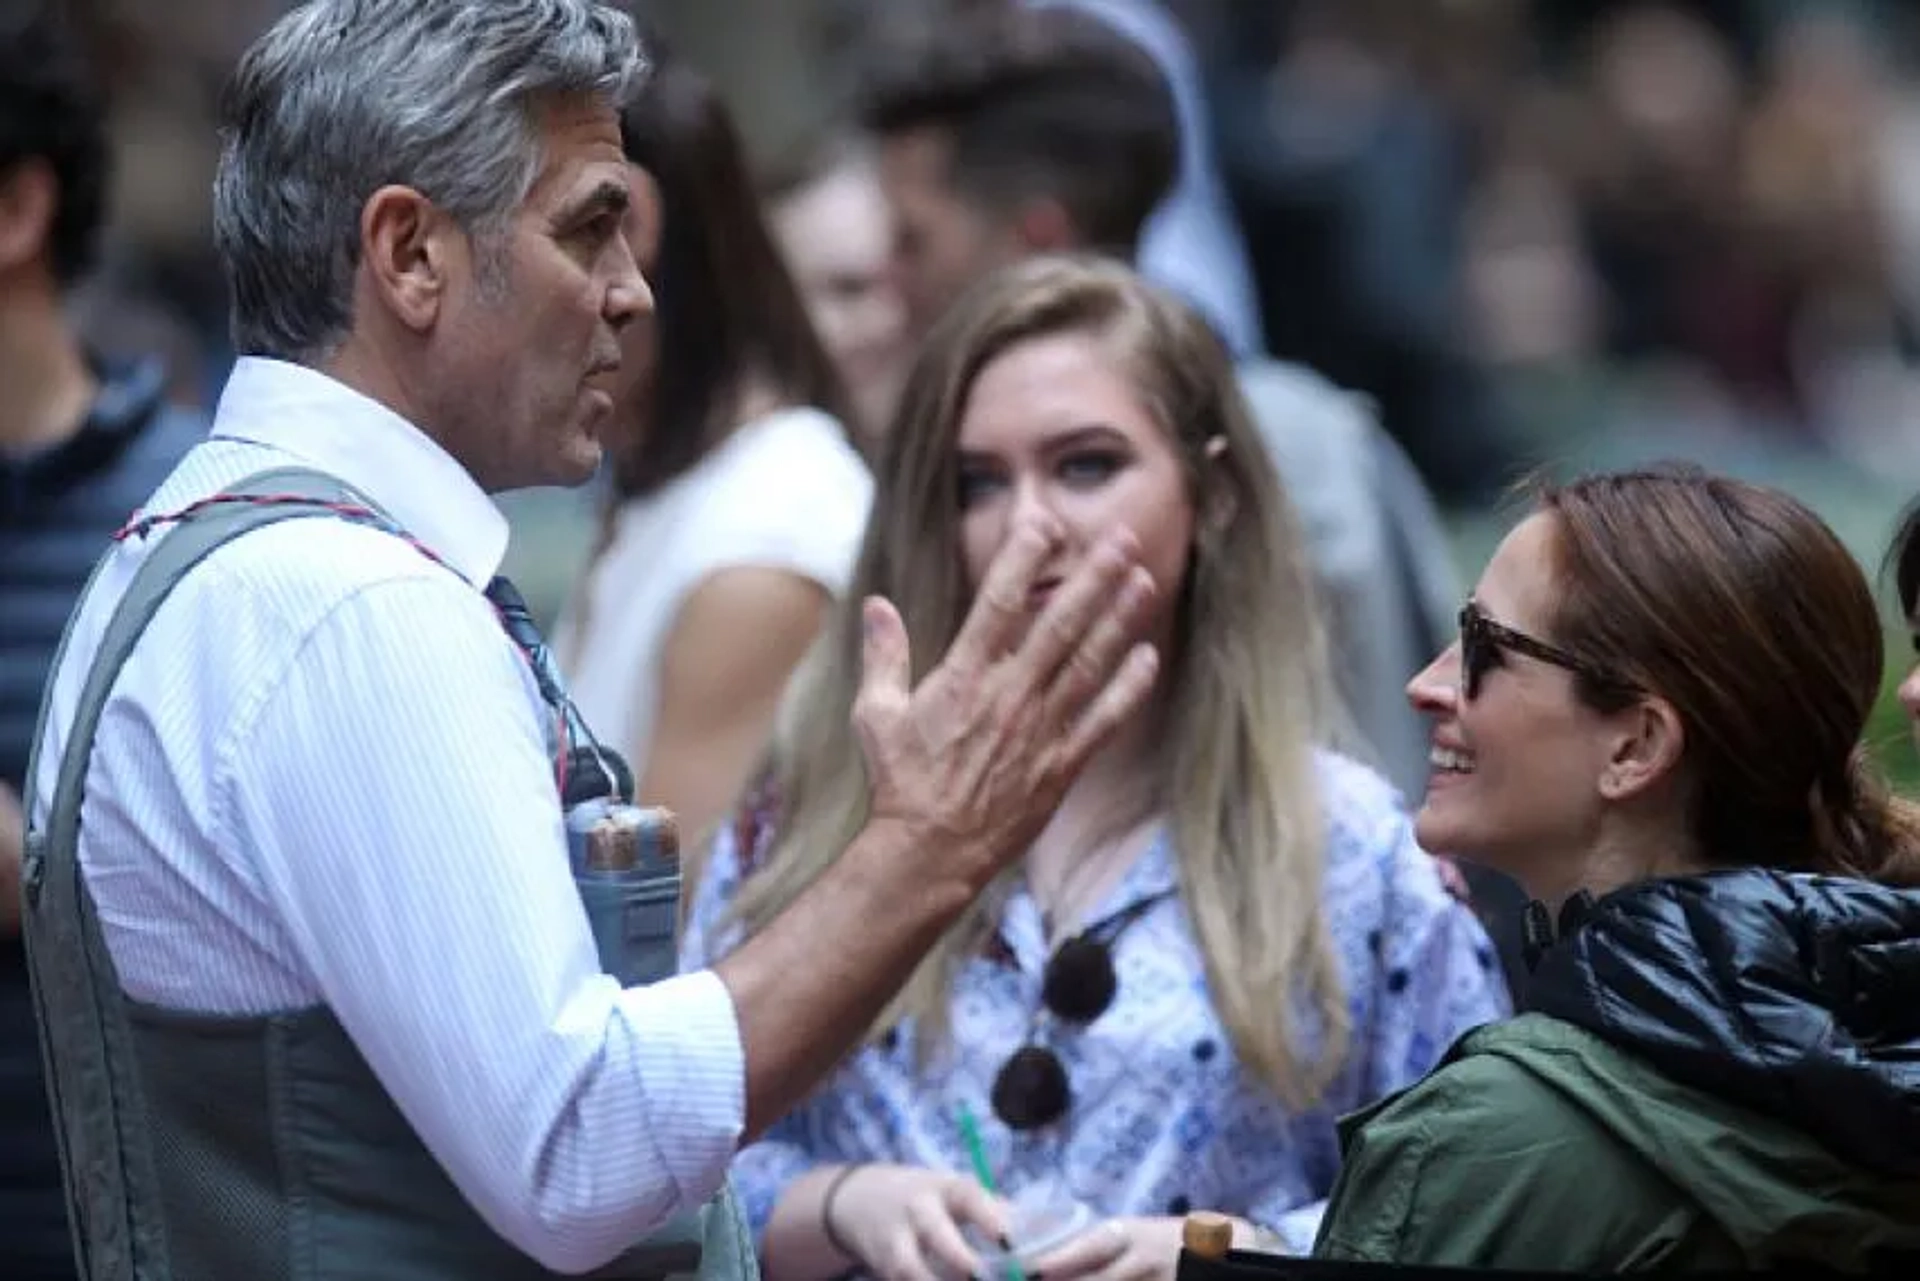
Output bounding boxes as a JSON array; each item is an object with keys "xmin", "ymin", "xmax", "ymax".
[
  {"xmin": 1200, "ymin": 435, "xmax": 1236, "ymax": 537},
  {"xmin": 1598, "ymin": 695, "xmax": 1686, "ymax": 803}
]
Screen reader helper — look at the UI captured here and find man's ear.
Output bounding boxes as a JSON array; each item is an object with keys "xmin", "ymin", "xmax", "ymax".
[
  {"xmin": 0, "ymin": 159, "xmax": 58, "ymax": 277},
  {"xmin": 1012, "ymin": 196, "xmax": 1078, "ymax": 253},
  {"xmin": 1598, "ymin": 695, "xmax": 1685, "ymax": 803},
  {"xmin": 359, "ymin": 184, "xmax": 460, "ymax": 333}
]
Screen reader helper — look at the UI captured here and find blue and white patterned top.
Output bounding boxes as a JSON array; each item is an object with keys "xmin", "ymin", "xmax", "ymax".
[{"xmin": 681, "ymin": 753, "xmax": 1511, "ymax": 1254}]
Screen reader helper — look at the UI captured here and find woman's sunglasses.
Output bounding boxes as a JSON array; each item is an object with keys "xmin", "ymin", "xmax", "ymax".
[
  {"xmin": 1456, "ymin": 599, "xmax": 1633, "ymax": 700},
  {"xmin": 989, "ymin": 892, "xmax": 1173, "ymax": 1132}
]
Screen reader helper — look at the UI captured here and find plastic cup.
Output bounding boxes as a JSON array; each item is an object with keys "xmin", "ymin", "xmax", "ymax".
[{"xmin": 967, "ymin": 1184, "xmax": 1097, "ymax": 1280}]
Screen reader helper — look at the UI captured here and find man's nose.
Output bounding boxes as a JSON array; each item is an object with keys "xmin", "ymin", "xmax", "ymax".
[{"xmin": 606, "ymin": 237, "xmax": 652, "ymax": 331}]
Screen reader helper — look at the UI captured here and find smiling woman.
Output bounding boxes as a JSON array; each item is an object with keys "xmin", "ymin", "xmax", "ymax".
[{"xmin": 1317, "ymin": 464, "xmax": 1920, "ymax": 1273}]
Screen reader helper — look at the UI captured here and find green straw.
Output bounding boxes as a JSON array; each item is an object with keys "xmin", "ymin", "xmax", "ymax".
[{"xmin": 957, "ymin": 1102, "xmax": 1027, "ymax": 1281}]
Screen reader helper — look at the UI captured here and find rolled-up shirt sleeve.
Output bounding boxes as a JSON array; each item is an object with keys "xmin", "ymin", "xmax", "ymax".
[{"xmin": 218, "ymin": 571, "xmax": 745, "ymax": 1274}]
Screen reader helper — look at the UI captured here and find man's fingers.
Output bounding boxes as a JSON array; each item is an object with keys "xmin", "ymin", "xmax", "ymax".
[
  {"xmin": 1056, "ymin": 644, "xmax": 1160, "ymax": 770},
  {"xmin": 1007, "ymin": 529, "xmax": 1140, "ymax": 691},
  {"xmin": 1037, "ymin": 565, "xmax": 1156, "ymax": 729},
  {"xmin": 854, "ymin": 596, "xmax": 912, "ymax": 719},
  {"xmin": 946, "ymin": 517, "xmax": 1062, "ymax": 672}
]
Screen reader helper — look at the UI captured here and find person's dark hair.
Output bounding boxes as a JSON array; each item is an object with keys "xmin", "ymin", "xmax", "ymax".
[
  {"xmin": 855, "ymin": 4, "xmax": 1178, "ymax": 257},
  {"xmin": 0, "ymin": 1, "xmax": 110, "ymax": 285},
  {"xmin": 1888, "ymin": 497, "xmax": 1920, "ymax": 625},
  {"xmin": 614, "ymin": 58, "xmax": 859, "ymax": 498},
  {"xmin": 1533, "ymin": 464, "xmax": 1920, "ymax": 887}
]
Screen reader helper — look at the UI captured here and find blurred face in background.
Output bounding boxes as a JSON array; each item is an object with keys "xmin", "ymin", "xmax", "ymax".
[
  {"xmin": 878, "ymin": 127, "xmax": 1025, "ymax": 341},
  {"xmin": 769, "ymin": 153, "xmax": 909, "ymax": 443}
]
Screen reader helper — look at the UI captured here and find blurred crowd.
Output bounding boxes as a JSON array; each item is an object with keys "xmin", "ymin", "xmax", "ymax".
[
  {"xmin": 53, "ymin": 0, "xmax": 1920, "ymax": 507},
  {"xmin": 1199, "ymin": 0, "xmax": 1920, "ymax": 490}
]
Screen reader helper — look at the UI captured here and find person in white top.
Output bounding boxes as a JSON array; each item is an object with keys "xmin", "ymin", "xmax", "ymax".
[
  {"xmin": 21, "ymin": 2, "xmax": 1163, "ymax": 1275},
  {"xmin": 556, "ymin": 58, "xmax": 876, "ymax": 851}
]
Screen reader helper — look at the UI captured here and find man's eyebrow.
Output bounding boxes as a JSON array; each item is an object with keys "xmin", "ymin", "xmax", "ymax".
[{"xmin": 562, "ymin": 179, "xmax": 630, "ymax": 223}]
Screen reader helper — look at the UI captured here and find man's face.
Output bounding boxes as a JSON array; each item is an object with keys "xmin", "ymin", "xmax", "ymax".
[
  {"xmin": 877, "ymin": 127, "xmax": 1018, "ymax": 341},
  {"xmin": 434, "ymin": 95, "xmax": 650, "ymax": 492}
]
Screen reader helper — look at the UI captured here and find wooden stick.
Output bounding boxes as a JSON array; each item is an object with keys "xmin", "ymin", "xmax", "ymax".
[{"xmin": 1182, "ymin": 1212, "xmax": 1235, "ymax": 1261}]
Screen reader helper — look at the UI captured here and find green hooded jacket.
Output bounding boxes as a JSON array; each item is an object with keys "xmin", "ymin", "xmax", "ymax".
[{"xmin": 1312, "ymin": 871, "xmax": 1920, "ymax": 1273}]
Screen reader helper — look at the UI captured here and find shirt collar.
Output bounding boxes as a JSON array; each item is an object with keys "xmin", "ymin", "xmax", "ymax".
[{"xmin": 209, "ymin": 356, "xmax": 510, "ymax": 586}]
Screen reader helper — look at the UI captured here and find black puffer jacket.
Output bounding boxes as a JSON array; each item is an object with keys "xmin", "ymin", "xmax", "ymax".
[
  {"xmin": 1527, "ymin": 868, "xmax": 1920, "ymax": 1178},
  {"xmin": 1316, "ymin": 868, "xmax": 1920, "ymax": 1272}
]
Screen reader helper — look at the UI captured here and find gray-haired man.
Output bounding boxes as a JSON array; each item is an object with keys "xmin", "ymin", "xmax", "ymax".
[{"xmin": 19, "ymin": 3, "xmax": 1160, "ymax": 1278}]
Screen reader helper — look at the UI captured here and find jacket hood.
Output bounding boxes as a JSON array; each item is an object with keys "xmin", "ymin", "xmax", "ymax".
[{"xmin": 1525, "ymin": 868, "xmax": 1920, "ymax": 1178}]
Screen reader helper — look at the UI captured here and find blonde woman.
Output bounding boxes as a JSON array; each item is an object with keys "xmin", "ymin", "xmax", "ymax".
[{"xmin": 682, "ymin": 257, "xmax": 1509, "ymax": 1281}]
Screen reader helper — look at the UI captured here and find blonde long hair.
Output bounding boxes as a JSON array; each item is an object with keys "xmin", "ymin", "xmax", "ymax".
[{"xmin": 709, "ymin": 255, "xmax": 1351, "ymax": 1108}]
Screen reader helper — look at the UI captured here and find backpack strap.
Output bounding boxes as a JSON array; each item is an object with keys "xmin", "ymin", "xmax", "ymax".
[{"xmin": 20, "ymin": 465, "xmax": 392, "ymax": 1280}]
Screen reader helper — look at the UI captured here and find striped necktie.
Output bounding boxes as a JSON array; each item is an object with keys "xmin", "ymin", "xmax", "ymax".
[{"xmin": 484, "ymin": 574, "xmax": 568, "ymax": 710}]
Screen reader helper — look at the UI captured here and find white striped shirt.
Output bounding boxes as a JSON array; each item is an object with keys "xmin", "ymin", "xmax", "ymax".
[{"xmin": 29, "ymin": 356, "xmax": 746, "ymax": 1274}]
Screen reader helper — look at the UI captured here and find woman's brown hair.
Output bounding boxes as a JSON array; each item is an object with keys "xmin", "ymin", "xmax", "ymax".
[
  {"xmin": 613, "ymin": 56, "xmax": 860, "ymax": 498},
  {"xmin": 1536, "ymin": 464, "xmax": 1920, "ymax": 886}
]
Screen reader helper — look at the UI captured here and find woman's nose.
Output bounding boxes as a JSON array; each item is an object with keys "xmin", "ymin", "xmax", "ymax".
[
  {"xmin": 1407, "ymin": 641, "xmax": 1463, "ymax": 715},
  {"xmin": 1007, "ymin": 475, "xmax": 1060, "ymax": 529}
]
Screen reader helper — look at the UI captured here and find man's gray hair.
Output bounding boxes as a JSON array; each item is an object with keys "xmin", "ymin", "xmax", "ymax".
[{"xmin": 212, "ymin": 0, "xmax": 646, "ymax": 362}]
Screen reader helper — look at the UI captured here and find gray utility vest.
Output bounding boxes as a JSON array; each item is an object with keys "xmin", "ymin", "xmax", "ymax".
[{"xmin": 19, "ymin": 468, "xmax": 759, "ymax": 1280}]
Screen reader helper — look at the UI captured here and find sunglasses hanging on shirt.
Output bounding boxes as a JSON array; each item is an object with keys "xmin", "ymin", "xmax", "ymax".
[{"xmin": 990, "ymin": 889, "xmax": 1177, "ymax": 1132}]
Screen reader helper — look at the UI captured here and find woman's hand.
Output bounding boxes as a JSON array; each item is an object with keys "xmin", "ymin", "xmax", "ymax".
[
  {"xmin": 1027, "ymin": 1215, "xmax": 1239, "ymax": 1281},
  {"xmin": 827, "ymin": 1164, "xmax": 1012, "ymax": 1281}
]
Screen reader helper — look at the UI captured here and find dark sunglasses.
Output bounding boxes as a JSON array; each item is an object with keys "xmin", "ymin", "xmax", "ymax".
[
  {"xmin": 989, "ymin": 891, "xmax": 1173, "ymax": 1132},
  {"xmin": 1457, "ymin": 599, "xmax": 1633, "ymax": 700}
]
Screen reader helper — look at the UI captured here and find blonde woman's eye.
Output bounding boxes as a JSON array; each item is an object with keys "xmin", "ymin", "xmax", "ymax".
[
  {"xmin": 957, "ymin": 468, "xmax": 1002, "ymax": 508},
  {"xmin": 1059, "ymin": 452, "xmax": 1122, "ymax": 485}
]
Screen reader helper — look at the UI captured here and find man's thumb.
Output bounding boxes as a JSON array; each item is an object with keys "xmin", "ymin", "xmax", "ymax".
[{"xmin": 857, "ymin": 596, "xmax": 911, "ymax": 708}]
